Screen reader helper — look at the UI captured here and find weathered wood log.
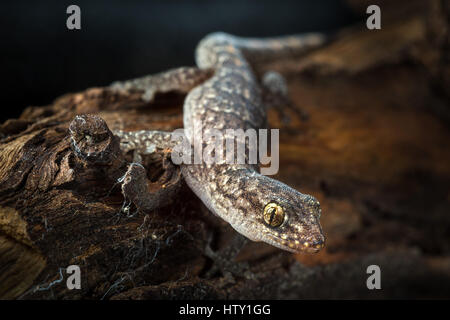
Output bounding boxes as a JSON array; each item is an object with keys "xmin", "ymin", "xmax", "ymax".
[{"xmin": 1, "ymin": 0, "xmax": 449, "ymax": 299}]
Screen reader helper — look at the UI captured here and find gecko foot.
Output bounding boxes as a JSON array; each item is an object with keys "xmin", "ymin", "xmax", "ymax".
[
  {"xmin": 262, "ymin": 71, "xmax": 309, "ymax": 125},
  {"xmin": 203, "ymin": 233, "xmax": 255, "ymax": 280}
]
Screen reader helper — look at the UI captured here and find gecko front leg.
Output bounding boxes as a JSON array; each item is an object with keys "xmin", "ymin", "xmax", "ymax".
[
  {"xmin": 114, "ymin": 129, "xmax": 182, "ymax": 213},
  {"xmin": 204, "ymin": 233, "xmax": 254, "ymax": 280},
  {"xmin": 114, "ymin": 129, "xmax": 175, "ymax": 163},
  {"xmin": 120, "ymin": 161, "xmax": 182, "ymax": 213}
]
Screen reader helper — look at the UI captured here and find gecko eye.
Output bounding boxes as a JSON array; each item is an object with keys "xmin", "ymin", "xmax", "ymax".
[{"xmin": 263, "ymin": 202, "xmax": 285, "ymax": 227}]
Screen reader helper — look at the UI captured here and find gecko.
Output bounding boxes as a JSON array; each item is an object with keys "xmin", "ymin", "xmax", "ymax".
[{"xmin": 112, "ymin": 32, "xmax": 326, "ymax": 254}]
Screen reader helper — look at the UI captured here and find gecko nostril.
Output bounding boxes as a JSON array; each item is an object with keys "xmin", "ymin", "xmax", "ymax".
[{"xmin": 311, "ymin": 237, "xmax": 325, "ymax": 249}]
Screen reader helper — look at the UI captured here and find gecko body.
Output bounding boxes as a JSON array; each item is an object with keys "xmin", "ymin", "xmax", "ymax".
[
  {"xmin": 114, "ymin": 32, "xmax": 326, "ymax": 253},
  {"xmin": 180, "ymin": 33, "xmax": 324, "ymax": 253}
]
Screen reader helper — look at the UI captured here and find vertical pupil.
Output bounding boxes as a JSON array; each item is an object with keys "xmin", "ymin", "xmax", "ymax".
[{"xmin": 269, "ymin": 208, "xmax": 277, "ymax": 224}]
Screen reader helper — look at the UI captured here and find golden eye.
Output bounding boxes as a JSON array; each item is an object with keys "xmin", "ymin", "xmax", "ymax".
[{"xmin": 263, "ymin": 202, "xmax": 285, "ymax": 227}]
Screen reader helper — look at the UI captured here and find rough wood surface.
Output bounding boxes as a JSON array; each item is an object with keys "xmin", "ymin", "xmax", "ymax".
[{"xmin": 1, "ymin": 0, "xmax": 449, "ymax": 299}]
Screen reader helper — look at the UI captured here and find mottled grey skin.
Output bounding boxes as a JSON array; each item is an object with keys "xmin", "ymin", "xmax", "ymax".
[
  {"xmin": 113, "ymin": 32, "xmax": 326, "ymax": 253},
  {"xmin": 181, "ymin": 32, "xmax": 325, "ymax": 253},
  {"xmin": 111, "ymin": 67, "xmax": 212, "ymax": 102}
]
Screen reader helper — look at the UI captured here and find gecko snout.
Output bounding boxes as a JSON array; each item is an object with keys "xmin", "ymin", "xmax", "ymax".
[
  {"xmin": 293, "ymin": 218, "xmax": 326, "ymax": 253},
  {"xmin": 304, "ymin": 236, "xmax": 325, "ymax": 253},
  {"xmin": 304, "ymin": 218, "xmax": 326, "ymax": 253}
]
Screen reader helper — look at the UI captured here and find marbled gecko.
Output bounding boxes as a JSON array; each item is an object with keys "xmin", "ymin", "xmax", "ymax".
[{"xmin": 113, "ymin": 32, "xmax": 326, "ymax": 253}]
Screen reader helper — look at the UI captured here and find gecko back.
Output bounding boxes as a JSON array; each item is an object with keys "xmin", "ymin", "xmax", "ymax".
[{"xmin": 180, "ymin": 32, "xmax": 326, "ymax": 253}]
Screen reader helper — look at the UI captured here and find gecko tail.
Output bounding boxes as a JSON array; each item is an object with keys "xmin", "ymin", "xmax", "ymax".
[
  {"xmin": 196, "ymin": 31, "xmax": 329, "ymax": 73},
  {"xmin": 234, "ymin": 32, "xmax": 328, "ymax": 62}
]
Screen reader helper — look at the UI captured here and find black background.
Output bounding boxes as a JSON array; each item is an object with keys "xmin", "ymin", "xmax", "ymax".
[{"xmin": 1, "ymin": 0, "xmax": 358, "ymax": 122}]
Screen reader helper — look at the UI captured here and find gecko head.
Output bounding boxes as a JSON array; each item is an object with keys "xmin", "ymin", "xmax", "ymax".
[
  {"xmin": 259, "ymin": 195, "xmax": 325, "ymax": 253},
  {"xmin": 236, "ymin": 173, "xmax": 325, "ymax": 254}
]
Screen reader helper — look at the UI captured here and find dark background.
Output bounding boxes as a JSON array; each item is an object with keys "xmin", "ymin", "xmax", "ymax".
[{"xmin": 1, "ymin": 0, "xmax": 358, "ymax": 122}]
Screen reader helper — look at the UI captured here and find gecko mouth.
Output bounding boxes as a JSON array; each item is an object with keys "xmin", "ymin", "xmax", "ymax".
[{"xmin": 266, "ymin": 234, "xmax": 325, "ymax": 254}]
